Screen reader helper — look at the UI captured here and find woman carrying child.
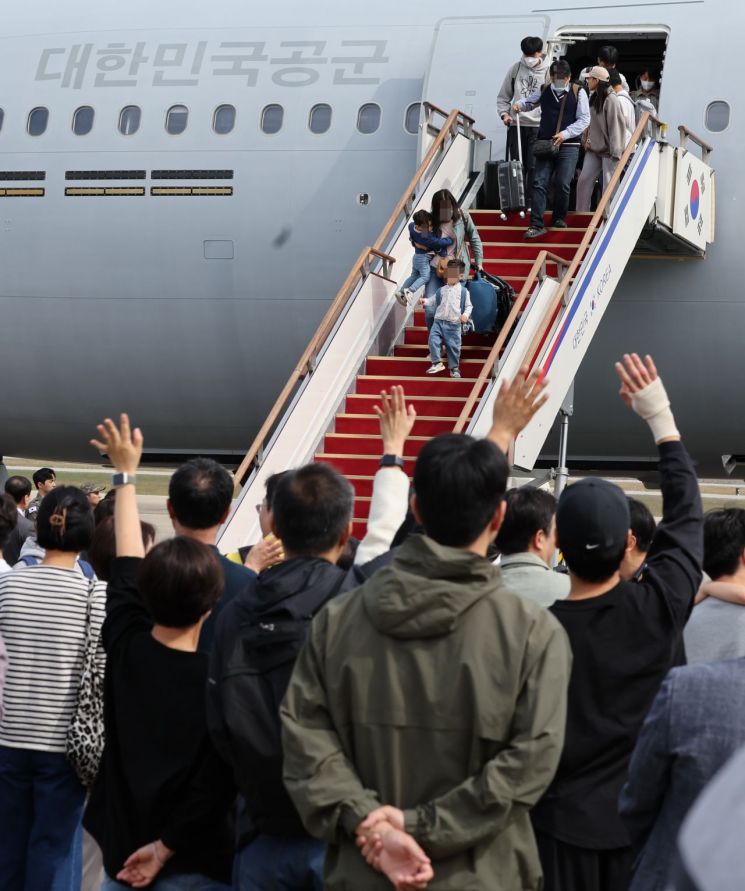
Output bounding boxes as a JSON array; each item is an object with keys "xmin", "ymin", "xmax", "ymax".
[{"xmin": 421, "ymin": 189, "xmax": 484, "ymax": 330}]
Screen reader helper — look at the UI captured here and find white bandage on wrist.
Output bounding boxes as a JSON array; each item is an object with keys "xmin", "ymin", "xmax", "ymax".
[{"xmin": 631, "ymin": 377, "xmax": 680, "ymax": 443}]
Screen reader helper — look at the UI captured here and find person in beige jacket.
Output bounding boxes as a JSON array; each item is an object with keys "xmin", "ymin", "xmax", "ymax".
[{"xmin": 576, "ymin": 66, "xmax": 630, "ymax": 210}]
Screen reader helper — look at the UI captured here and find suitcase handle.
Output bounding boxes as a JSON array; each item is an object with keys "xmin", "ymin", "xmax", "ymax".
[{"xmin": 504, "ymin": 112, "xmax": 523, "ymax": 165}]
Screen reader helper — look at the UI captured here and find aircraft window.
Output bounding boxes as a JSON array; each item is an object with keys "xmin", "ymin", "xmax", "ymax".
[
  {"xmin": 27, "ymin": 107, "xmax": 49, "ymax": 137},
  {"xmin": 309, "ymin": 103, "xmax": 332, "ymax": 134},
  {"xmin": 705, "ymin": 100, "xmax": 730, "ymax": 133},
  {"xmin": 119, "ymin": 106, "xmax": 141, "ymax": 136},
  {"xmin": 357, "ymin": 103, "xmax": 381, "ymax": 134},
  {"xmin": 261, "ymin": 104, "xmax": 284, "ymax": 134},
  {"xmin": 213, "ymin": 104, "xmax": 236, "ymax": 135},
  {"xmin": 404, "ymin": 103, "xmax": 421, "ymax": 135},
  {"xmin": 0, "ymin": 109, "xmax": 4, "ymax": 133},
  {"xmin": 72, "ymin": 106, "xmax": 95, "ymax": 136},
  {"xmin": 166, "ymin": 105, "xmax": 189, "ymax": 135}
]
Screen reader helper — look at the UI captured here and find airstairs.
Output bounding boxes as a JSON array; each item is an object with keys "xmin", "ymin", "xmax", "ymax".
[{"xmin": 218, "ymin": 102, "xmax": 715, "ymax": 552}]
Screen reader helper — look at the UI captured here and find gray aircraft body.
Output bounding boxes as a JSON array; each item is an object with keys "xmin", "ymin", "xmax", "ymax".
[{"xmin": 0, "ymin": 1, "xmax": 737, "ymax": 474}]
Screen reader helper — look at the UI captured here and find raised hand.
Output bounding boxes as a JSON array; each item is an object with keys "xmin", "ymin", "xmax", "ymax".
[
  {"xmin": 374, "ymin": 388, "xmax": 416, "ymax": 458},
  {"xmin": 90, "ymin": 413, "xmax": 143, "ymax": 475},
  {"xmin": 488, "ymin": 365, "xmax": 549, "ymax": 454},
  {"xmin": 245, "ymin": 533, "xmax": 285, "ymax": 573},
  {"xmin": 614, "ymin": 352, "xmax": 657, "ymax": 407}
]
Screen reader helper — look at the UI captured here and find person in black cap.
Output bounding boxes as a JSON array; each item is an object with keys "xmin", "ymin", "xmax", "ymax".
[{"xmin": 531, "ymin": 352, "xmax": 703, "ymax": 891}]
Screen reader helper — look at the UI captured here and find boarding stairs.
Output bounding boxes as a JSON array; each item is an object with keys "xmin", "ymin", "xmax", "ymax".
[{"xmin": 218, "ymin": 103, "xmax": 715, "ymax": 551}]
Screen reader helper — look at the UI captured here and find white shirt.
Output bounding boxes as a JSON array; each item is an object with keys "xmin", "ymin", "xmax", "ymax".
[
  {"xmin": 424, "ymin": 283, "xmax": 473, "ymax": 324},
  {"xmin": 0, "ymin": 559, "xmax": 10, "ymax": 575},
  {"xmin": 616, "ymin": 89, "xmax": 637, "ymax": 144}
]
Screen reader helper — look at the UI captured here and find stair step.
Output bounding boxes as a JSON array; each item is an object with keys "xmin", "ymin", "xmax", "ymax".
[
  {"xmin": 482, "ymin": 259, "xmax": 563, "ymax": 277},
  {"xmin": 335, "ymin": 414, "xmax": 457, "ymax": 437},
  {"xmin": 482, "ymin": 242, "xmax": 582, "ymax": 261},
  {"xmin": 355, "ymin": 374, "xmax": 484, "ymax": 398},
  {"xmin": 394, "ymin": 343, "xmax": 493, "ymax": 360},
  {"xmin": 318, "ymin": 453, "xmax": 417, "ymax": 477},
  {"xmin": 404, "ymin": 326, "xmax": 497, "ymax": 347},
  {"xmin": 344, "ymin": 393, "xmax": 475, "ymax": 418},
  {"xmin": 470, "ymin": 210, "xmax": 595, "ymax": 227},
  {"xmin": 481, "ymin": 229, "xmax": 589, "ymax": 245},
  {"xmin": 352, "ymin": 520, "xmax": 369, "ymax": 541},
  {"xmin": 366, "ymin": 356, "xmax": 484, "ymax": 377},
  {"xmin": 324, "ymin": 433, "xmax": 431, "ymax": 457}
]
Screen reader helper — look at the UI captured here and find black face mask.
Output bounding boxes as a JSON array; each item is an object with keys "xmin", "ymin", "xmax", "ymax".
[{"xmin": 439, "ymin": 208, "xmax": 453, "ymax": 222}]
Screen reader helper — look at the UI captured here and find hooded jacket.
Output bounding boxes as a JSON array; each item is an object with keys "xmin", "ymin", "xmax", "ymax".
[
  {"xmin": 281, "ymin": 535, "xmax": 572, "ymax": 890},
  {"xmin": 587, "ymin": 91, "xmax": 629, "ymax": 161},
  {"xmin": 497, "ymin": 57, "xmax": 551, "ymax": 127}
]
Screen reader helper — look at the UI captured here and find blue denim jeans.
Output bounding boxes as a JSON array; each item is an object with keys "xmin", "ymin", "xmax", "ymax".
[
  {"xmin": 103, "ymin": 874, "xmax": 230, "ymax": 890},
  {"xmin": 530, "ymin": 143, "xmax": 581, "ymax": 229},
  {"xmin": 401, "ymin": 253, "xmax": 432, "ymax": 295},
  {"xmin": 429, "ymin": 319, "xmax": 462, "ymax": 369},
  {"xmin": 233, "ymin": 834, "xmax": 324, "ymax": 891},
  {"xmin": 0, "ymin": 744, "xmax": 85, "ymax": 891}
]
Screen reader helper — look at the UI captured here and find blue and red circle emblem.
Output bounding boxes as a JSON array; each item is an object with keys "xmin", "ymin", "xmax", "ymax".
[{"xmin": 690, "ymin": 179, "xmax": 700, "ymax": 219}]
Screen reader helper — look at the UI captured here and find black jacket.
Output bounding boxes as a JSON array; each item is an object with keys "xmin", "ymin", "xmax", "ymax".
[{"xmin": 207, "ymin": 557, "xmax": 347, "ymax": 846}]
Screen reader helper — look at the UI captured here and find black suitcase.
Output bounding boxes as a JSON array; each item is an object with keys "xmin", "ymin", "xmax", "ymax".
[{"xmin": 497, "ymin": 113, "xmax": 527, "ymax": 220}]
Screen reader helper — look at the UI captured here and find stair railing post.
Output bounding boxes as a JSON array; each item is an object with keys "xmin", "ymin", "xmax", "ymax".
[{"xmin": 553, "ymin": 381, "xmax": 574, "ymax": 503}]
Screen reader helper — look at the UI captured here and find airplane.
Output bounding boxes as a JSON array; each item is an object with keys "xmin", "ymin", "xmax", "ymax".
[{"xmin": 0, "ymin": 0, "xmax": 738, "ymax": 479}]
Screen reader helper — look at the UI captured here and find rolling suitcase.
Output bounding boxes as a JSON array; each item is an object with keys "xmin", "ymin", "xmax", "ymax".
[
  {"xmin": 498, "ymin": 113, "xmax": 527, "ymax": 221},
  {"xmin": 466, "ymin": 270, "xmax": 516, "ymax": 334}
]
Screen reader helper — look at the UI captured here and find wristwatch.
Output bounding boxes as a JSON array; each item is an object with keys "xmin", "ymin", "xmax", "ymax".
[
  {"xmin": 112, "ymin": 472, "xmax": 137, "ymax": 487},
  {"xmin": 380, "ymin": 454, "xmax": 405, "ymax": 470}
]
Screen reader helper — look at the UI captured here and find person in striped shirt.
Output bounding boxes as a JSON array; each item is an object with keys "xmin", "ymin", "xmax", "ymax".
[{"xmin": 0, "ymin": 486, "xmax": 105, "ymax": 890}]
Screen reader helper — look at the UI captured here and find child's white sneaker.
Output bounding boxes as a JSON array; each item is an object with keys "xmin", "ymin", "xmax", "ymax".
[
  {"xmin": 426, "ymin": 362, "xmax": 445, "ymax": 375},
  {"xmin": 394, "ymin": 289, "xmax": 407, "ymax": 307},
  {"xmin": 403, "ymin": 288, "xmax": 414, "ymax": 305}
]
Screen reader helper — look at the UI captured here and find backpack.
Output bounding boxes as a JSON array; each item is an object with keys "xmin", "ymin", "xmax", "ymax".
[
  {"xmin": 208, "ymin": 567, "xmax": 345, "ymax": 834},
  {"xmin": 17, "ymin": 553, "xmax": 95, "ymax": 579}
]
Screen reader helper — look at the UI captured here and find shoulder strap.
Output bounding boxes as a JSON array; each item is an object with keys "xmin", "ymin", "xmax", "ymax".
[
  {"xmin": 510, "ymin": 60, "xmax": 520, "ymax": 94},
  {"xmin": 77, "ymin": 559, "xmax": 95, "ymax": 580},
  {"xmin": 460, "ymin": 286, "xmax": 468, "ymax": 314},
  {"xmin": 572, "ymin": 83, "xmax": 580, "ymax": 98},
  {"xmin": 555, "ymin": 91, "xmax": 569, "ymax": 135},
  {"xmin": 18, "ymin": 555, "xmax": 39, "ymax": 566}
]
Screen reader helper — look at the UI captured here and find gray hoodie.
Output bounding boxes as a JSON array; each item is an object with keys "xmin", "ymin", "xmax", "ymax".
[{"xmin": 497, "ymin": 56, "xmax": 551, "ymax": 127}]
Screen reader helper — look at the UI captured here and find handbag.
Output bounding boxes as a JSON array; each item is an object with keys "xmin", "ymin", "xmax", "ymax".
[
  {"xmin": 66, "ymin": 579, "xmax": 105, "ymax": 788},
  {"xmin": 533, "ymin": 91, "xmax": 569, "ymax": 158}
]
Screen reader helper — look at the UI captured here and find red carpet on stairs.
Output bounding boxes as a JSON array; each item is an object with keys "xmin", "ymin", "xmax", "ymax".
[{"xmin": 315, "ymin": 209, "xmax": 597, "ymax": 539}]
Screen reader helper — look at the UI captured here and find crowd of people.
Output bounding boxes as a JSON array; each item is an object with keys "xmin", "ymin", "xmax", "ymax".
[{"xmin": 1, "ymin": 348, "xmax": 744, "ymax": 891}]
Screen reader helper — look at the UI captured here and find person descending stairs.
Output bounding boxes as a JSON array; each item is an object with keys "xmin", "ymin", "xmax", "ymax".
[{"xmin": 316, "ymin": 209, "xmax": 598, "ymax": 538}]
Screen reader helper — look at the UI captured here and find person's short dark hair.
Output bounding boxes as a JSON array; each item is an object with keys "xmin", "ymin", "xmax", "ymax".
[
  {"xmin": 168, "ymin": 457, "xmax": 234, "ymax": 530},
  {"xmin": 703, "ymin": 509, "xmax": 745, "ymax": 580},
  {"xmin": 264, "ymin": 471, "xmax": 289, "ymax": 510},
  {"xmin": 413, "ymin": 434, "xmax": 509, "ymax": 548},
  {"xmin": 94, "ymin": 490, "xmax": 116, "ymax": 526},
  {"xmin": 446, "ymin": 258, "xmax": 466, "ymax": 273},
  {"xmin": 412, "ymin": 209, "xmax": 432, "ymax": 227},
  {"xmin": 36, "ymin": 487, "xmax": 94, "ymax": 553},
  {"xmin": 608, "ymin": 69, "xmax": 623, "ymax": 88},
  {"xmin": 496, "ymin": 487, "xmax": 557, "ymax": 556},
  {"xmin": 87, "ymin": 515, "xmax": 156, "ymax": 582},
  {"xmin": 0, "ymin": 493, "xmax": 18, "ymax": 551},
  {"xmin": 272, "ymin": 464, "xmax": 353, "ymax": 557},
  {"xmin": 598, "ymin": 45, "xmax": 619, "ymax": 67},
  {"xmin": 553, "ymin": 59, "xmax": 571, "ymax": 80},
  {"xmin": 640, "ymin": 66, "xmax": 660, "ymax": 82},
  {"xmin": 520, "ymin": 36, "xmax": 544, "ymax": 56},
  {"xmin": 628, "ymin": 498, "xmax": 656, "ymax": 554},
  {"xmin": 4, "ymin": 476, "xmax": 32, "ymax": 505},
  {"xmin": 32, "ymin": 467, "xmax": 56, "ymax": 490},
  {"xmin": 557, "ymin": 478, "xmax": 629, "ymax": 583},
  {"xmin": 137, "ymin": 537, "xmax": 223, "ymax": 628}
]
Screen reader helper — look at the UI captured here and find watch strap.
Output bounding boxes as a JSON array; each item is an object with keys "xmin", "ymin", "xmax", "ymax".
[{"xmin": 380, "ymin": 454, "xmax": 405, "ymax": 470}]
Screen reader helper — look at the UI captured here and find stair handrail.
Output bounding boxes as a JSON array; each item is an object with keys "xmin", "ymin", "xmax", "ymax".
[
  {"xmin": 520, "ymin": 111, "xmax": 665, "ymax": 374},
  {"xmin": 452, "ymin": 250, "xmax": 570, "ymax": 434},
  {"xmin": 677, "ymin": 125, "xmax": 714, "ymax": 164},
  {"xmin": 232, "ymin": 104, "xmax": 485, "ymax": 488}
]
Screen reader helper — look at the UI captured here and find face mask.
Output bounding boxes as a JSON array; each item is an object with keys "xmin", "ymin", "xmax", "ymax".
[
  {"xmin": 640, "ymin": 79, "xmax": 656, "ymax": 91},
  {"xmin": 552, "ymin": 80, "xmax": 568, "ymax": 93},
  {"xmin": 523, "ymin": 55, "xmax": 541, "ymax": 68},
  {"xmin": 439, "ymin": 208, "xmax": 453, "ymax": 223}
]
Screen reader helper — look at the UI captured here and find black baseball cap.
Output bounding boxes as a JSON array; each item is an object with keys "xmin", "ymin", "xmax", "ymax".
[{"xmin": 556, "ymin": 478, "xmax": 630, "ymax": 554}]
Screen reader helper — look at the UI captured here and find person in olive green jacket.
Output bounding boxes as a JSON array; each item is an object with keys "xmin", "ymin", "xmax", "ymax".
[{"xmin": 281, "ymin": 371, "xmax": 572, "ymax": 891}]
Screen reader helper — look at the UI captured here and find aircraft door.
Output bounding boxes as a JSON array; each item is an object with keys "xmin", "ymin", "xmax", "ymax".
[{"xmin": 424, "ymin": 15, "xmax": 551, "ymax": 159}]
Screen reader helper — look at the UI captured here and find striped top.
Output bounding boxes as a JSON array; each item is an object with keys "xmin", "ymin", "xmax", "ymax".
[{"xmin": 0, "ymin": 565, "xmax": 106, "ymax": 752}]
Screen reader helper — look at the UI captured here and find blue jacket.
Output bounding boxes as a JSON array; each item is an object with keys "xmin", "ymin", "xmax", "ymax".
[
  {"xmin": 620, "ymin": 658, "xmax": 745, "ymax": 891},
  {"xmin": 408, "ymin": 221, "xmax": 453, "ymax": 256}
]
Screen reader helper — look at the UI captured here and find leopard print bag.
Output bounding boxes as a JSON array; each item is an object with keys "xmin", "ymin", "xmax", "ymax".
[{"xmin": 66, "ymin": 579, "xmax": 105, "ymax": 788}]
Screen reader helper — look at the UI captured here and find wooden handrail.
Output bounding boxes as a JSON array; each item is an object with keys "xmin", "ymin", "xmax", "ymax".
[
  {"xmin": 677, "ymin": 124, "xmax": 714, "ymax": 162},
  {"xmin": 452, "ymin": 251, "xmax": 569, "ymax": 434},
  {"xmin": 520, "ymin": 111, "xmax": 659, "ymax": 376},
  {"xmin": 231, "ymin": 106, "xmax": 484, "ymax": 488}
]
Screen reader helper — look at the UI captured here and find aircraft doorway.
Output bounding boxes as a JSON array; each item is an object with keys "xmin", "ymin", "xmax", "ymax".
[{"xmin": 549, "ymin": 27, "xmax": 669, "ymax": 111}]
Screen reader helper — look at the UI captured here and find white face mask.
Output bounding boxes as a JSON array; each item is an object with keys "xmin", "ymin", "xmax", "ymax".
[
  {"xmin": 640, "ymin": 79, "xmax": 656, "ymax": 91},
  {"xmin": 523, "ymin": 55, "xmax": 542, "ymax": 68}
]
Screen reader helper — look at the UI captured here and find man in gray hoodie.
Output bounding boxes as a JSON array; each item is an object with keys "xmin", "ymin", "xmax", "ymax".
[{"xmin": 497, "ymin": 36, "xmax": 551, "ymax": 200}]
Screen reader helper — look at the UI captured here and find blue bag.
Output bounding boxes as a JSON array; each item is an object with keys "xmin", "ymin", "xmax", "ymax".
[{"xmin": 467, "ymin": 271, "xmax": 515, "ymax": 334}]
